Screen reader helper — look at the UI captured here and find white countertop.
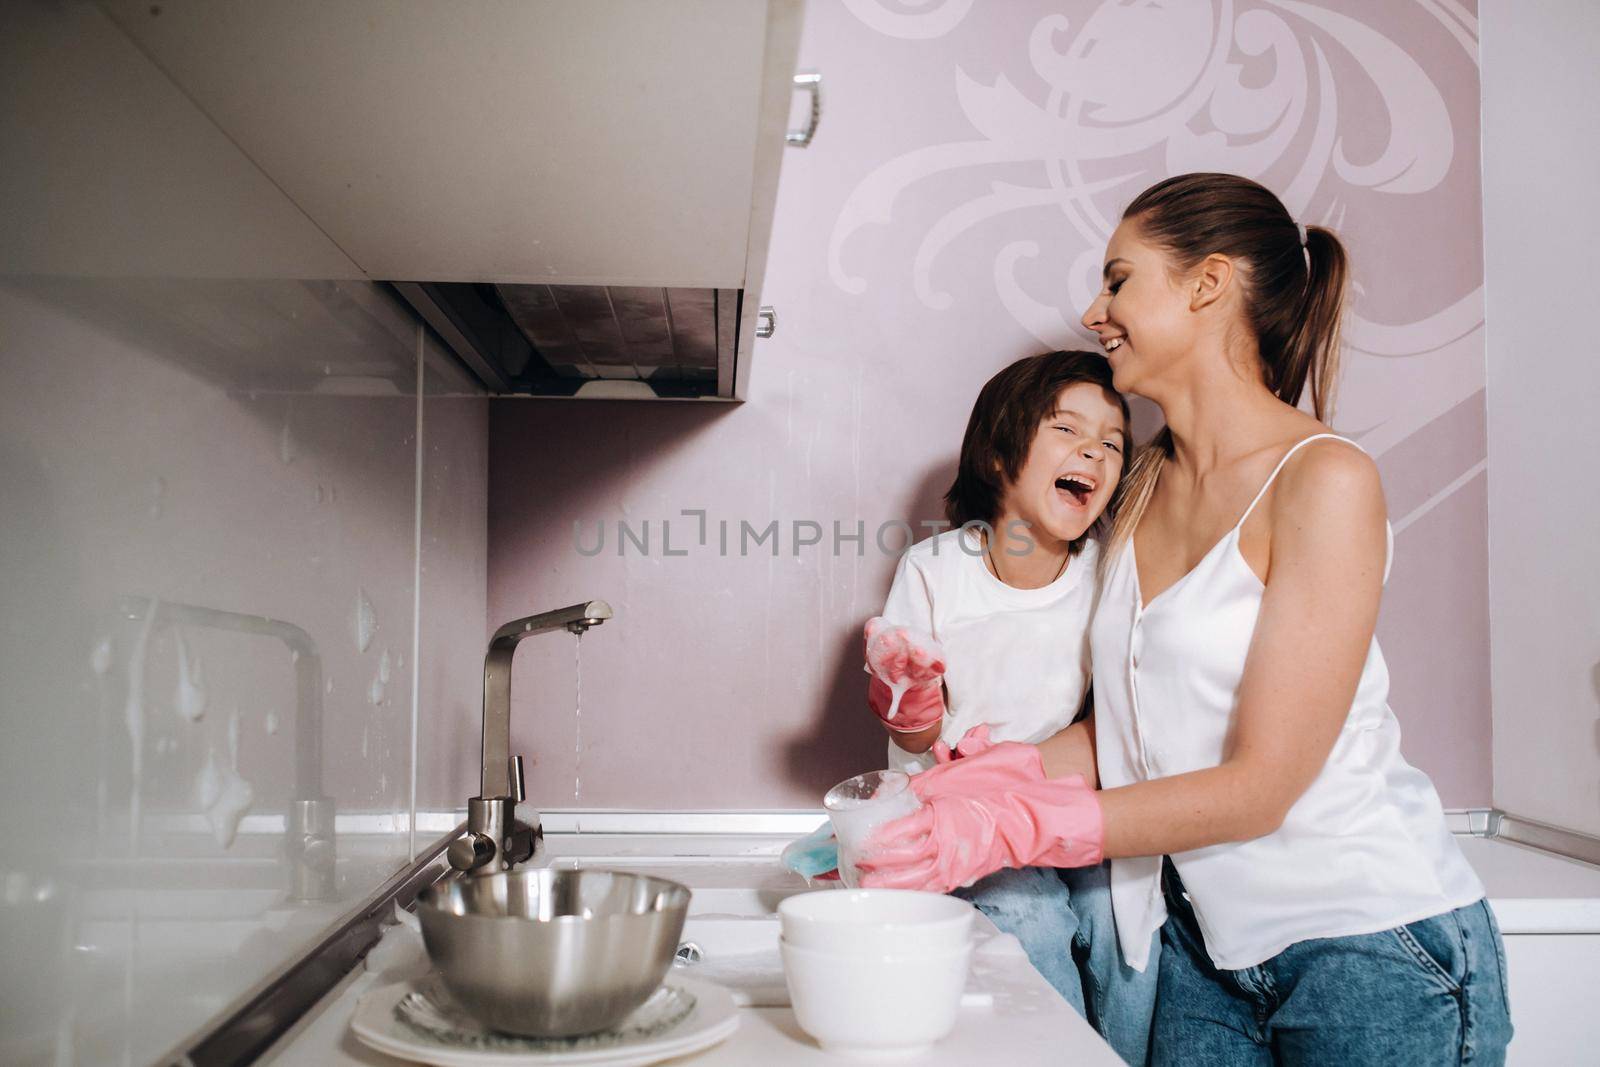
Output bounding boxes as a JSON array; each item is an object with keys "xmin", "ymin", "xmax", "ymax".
[
  {"xmin": 260, "ymin": 829, "xmax": 1600, "ymax": 1067},
  {"xmin": 262, "ymin": 836, "xmax": 1123, "ymax": 1067}
]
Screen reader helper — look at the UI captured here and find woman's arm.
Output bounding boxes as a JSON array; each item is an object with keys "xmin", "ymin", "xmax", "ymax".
[{"xmin": 1079, "ymin": 443, "xmax": 1388, "ymax": 855}]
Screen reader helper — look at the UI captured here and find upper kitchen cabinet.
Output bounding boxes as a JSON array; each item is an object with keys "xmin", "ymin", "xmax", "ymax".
[
  {"xmin": 0, "ymin": 1, "xmax": 365, "ymax": 280},
  {"xmin": 100, "ymin": 0, "xmax": 809, "ymax": 399}
]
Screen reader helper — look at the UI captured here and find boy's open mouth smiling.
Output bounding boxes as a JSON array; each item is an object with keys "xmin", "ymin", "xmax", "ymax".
[{"xmin": 1055, "ymin": 474, "xmax": 1096, "ymax": 506}]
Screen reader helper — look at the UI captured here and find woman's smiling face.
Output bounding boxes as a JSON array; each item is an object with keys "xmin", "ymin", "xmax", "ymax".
[
  {"xmin": 1080, "ymin": 219, "xmax": 1197, "ymax": 398},
  {"xmin": 998, "ymin": 380, "xmax": 1127, "ymax": 548}
]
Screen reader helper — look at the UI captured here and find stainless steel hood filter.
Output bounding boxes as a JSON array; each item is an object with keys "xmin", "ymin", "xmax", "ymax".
[{"xmin": 391, "ymin": 281, "xmax": 740, "ymax": 399}]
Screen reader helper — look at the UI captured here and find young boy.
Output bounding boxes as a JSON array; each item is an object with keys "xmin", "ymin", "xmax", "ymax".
[{"xmin": 864, "ymin": 350, "xmax": 1157, "ymax": 1066}]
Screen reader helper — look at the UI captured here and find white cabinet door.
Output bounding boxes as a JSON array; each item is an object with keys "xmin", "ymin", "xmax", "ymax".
[
  {"xmin": 1503, "ymin": 934, "xmax": 1600, "ymax": 1065},
  {"xmin": 100, "ymin": 0, "xmax": 803, "ymax": 288},
  {"xmin": 0, "ymin": 2, "xmax": 363, "ymax": 279}
]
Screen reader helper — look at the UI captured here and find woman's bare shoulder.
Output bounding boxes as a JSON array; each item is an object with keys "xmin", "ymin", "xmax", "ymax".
[{"xmin": 1271, "ymin": 434, "xmax": 1387, "ymax": 538}]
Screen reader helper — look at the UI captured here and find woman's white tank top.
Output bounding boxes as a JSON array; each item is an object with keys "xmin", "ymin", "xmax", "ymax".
[{"xmin": 1090, "ymin": 433, "xmax": 1484, "ymax": 972}]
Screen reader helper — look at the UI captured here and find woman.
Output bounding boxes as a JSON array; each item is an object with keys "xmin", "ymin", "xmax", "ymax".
[{"xmin": 859, "ymin": 173, "xmax": 1511, "ymax": 1066}]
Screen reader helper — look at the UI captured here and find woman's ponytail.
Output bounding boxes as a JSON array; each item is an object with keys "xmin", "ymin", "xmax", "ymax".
[{"xmin": 1278, "ymin": 225, "xmax": 1349, "ymax": 423}]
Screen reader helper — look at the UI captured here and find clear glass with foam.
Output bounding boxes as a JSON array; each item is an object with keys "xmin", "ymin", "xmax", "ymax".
[{"xmin": 824, "ymin": 770, "xmax": 921, "ymax": 888}]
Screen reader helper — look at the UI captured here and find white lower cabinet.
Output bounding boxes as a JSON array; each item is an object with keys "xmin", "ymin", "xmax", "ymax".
[{"xmin": 1503, "ymin": 934, "xmax": 1600, "ymax": 1065}]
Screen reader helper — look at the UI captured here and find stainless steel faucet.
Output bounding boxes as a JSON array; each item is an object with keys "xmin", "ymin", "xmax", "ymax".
[
  {"xmin": 116, "ymin": 596, "xmax": 337, "ymax": 901},
  {"xmin": 448, "ymin": 600, "xmax": 613, "ymax": 875}
]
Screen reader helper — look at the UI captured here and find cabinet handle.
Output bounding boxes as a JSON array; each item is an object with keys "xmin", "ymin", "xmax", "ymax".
[
  {"xmin": 756, "ymin": 306, "xmax": 777, "ymax": 338},
  {"xmin": 787, "ymin": 72, "xmax": 822, "ymax": 147}
]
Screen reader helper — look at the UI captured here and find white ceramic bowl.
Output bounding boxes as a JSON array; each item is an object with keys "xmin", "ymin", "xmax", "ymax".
[
  {"xmin": 780, "ymin": 938, "xmax": 972, "ymax": 1058},
  {"xmin": 778, "ymin": 889, "xmax": 975, "ymax": 955}
]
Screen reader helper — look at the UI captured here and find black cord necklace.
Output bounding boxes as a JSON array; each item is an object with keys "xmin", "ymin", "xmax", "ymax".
[{"xmin": 983, "ymin": 529, "xmax": 1069, "ymax": 588}]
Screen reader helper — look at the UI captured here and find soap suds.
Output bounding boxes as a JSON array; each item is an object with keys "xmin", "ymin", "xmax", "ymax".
[{"xmin": 884, "ymin": 676, "xmax": 910, "ymax": 722}]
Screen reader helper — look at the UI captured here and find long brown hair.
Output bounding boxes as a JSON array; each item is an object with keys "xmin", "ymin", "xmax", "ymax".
[
  {"xmin": 1104, "ymin": 173, "xmax": 1349, "ymax": 560},
  {"xmin": 944, "ymin": 350, "xmax": 1129, "ymax": 556}
]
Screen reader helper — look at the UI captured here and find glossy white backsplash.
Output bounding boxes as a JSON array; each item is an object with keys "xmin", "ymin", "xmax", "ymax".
[{"xmin": 0, "ymin": 280, "xmax": 486, "ymax": 1063}]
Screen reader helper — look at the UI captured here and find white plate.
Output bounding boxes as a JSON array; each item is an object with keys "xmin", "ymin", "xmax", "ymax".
[{"xmin": 350, "ymin": 974, "xmax": 739, "ymax": 1067}]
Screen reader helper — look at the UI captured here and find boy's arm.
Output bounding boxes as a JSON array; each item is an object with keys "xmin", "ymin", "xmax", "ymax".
[
  {"xmin": 1036, "ymin": 701, "xmax": 1099, "ymax": 788},
  {"xmin": 887, "ymin": 708, "xmax": 946, "ymax": 754}
]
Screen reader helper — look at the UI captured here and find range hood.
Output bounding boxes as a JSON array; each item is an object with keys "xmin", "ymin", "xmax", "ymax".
[{"xmin": 393, "ymin": 282, "xmax": 754, "ymax": 400}]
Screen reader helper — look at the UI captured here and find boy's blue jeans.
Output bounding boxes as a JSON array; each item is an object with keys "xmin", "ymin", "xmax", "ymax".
[{"xmin": 955, "ymin": 861, "xmax": 1159, "ymax": 1066}]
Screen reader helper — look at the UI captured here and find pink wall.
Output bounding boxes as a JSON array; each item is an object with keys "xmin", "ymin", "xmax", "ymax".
[{"xmin": 489, "ymin": 0, "xmax": 1492, "ymax": 809}]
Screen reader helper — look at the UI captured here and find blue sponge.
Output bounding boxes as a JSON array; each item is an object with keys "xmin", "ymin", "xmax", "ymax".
[{"xmin": 780, "ymin": 820, "xmax": 839, "ymax": 879}]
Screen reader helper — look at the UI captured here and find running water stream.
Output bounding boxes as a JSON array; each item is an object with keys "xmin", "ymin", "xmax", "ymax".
[{"xmin": 573, "ymin": 632, "xmax": 583, "ymax": 867}]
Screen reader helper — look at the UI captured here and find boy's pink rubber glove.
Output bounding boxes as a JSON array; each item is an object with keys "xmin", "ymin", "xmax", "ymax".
[
  {"xmin": 863, "ymin": 617, "xmax": 947, "ymax": 733},
  {"xmin": 854, "ymin": 741, "xmax": 1104, "ymax": 893}
]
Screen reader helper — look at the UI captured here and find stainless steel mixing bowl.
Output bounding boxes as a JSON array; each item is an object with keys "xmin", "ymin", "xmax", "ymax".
[{"xmin": 415, "ymin": 868, "xmax": 691, "ymax": 1037}]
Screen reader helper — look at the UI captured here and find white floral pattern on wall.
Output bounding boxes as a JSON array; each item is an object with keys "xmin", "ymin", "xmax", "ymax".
[{"xmin": 831, "ymin": 0, "xmax": 1483, "ymax": 468}]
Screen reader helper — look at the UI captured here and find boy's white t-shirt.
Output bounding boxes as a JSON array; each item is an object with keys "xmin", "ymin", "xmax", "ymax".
[{"xmin": 879, "ymin": 527, "xmax": 1099, "ymax": 774}]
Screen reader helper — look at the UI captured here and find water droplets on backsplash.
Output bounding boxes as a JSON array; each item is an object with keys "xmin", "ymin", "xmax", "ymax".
[
  {"xmin": 278, "ymin": 421, "xmax": 296, "ymax": 465},
  {"xmin": 123, "ymin": 599, "xmax": 158, "ymax": 852},
  {"xmin": 325, "ymin": 676, "xmax": 335, "ymax": 696},
  {"xmin": 264, "ymin": 711, "xmax": 280, "ymax": 736},
  {"xmin": 194, "ymin": 733, "xmax": 253, "ymax": 851},
  {"xmin": 314, "ymin": 484, "xmax": 325, "ymax": 505},
  {"xmin": 174, "ymin": 629, "xmax": 207, "ymax": 723},
  {"xmin": 90, "ymin": 636, "xmax": 113, "ymax": 676},
  {"xmin": 354, "ymin": 588, "xmax": 378, "ymax": 653},
  {"xmin": 368, "ymin": 646, "xmax": 393, "ymax": 705}
]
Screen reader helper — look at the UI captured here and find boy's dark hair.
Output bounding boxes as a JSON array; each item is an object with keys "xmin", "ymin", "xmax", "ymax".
[{"xmin": 943, "ymin": 351, "xmax": 1129, "ymax": 554}]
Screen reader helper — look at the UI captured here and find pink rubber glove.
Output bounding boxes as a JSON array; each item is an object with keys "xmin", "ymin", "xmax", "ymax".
[
  {"xmin": 930, "ymin": 724, "xmax": 996, "ymax": 765},
  {"xmin": 854, "ymin": 742, "xmax": 1104, "ymax": 893},
  {"xmin": 863, "ymin": 617, "xmax": 947, "ymax": 733}
]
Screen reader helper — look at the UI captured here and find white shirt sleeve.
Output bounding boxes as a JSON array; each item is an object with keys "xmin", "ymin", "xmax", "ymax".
[{"xmin": 878, "ymin": 551, "xmax": 936, "ymax": 632}]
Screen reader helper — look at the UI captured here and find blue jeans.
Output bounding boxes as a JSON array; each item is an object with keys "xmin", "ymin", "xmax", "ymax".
[
  {"xmin": 956, "ymin": 863, "xmax": 1160, "ymax": 1066},
  {"xmin": 1154, "ymin": 859, "xmax": 1513, "ymax": 1066}
]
